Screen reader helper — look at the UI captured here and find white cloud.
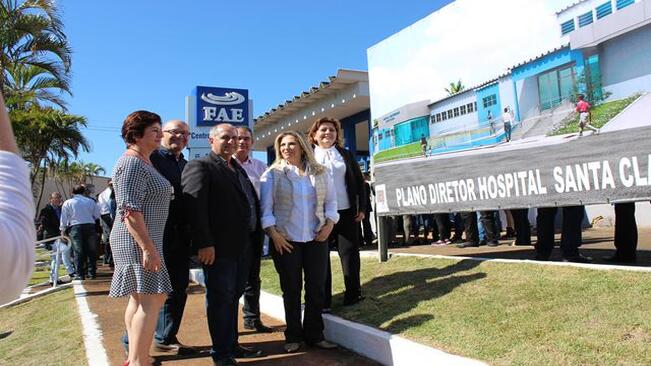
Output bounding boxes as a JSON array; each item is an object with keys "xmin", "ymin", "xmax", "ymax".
[{"xmin": 367, "ymin": 0, "xmax": 569, "ymax": 119}]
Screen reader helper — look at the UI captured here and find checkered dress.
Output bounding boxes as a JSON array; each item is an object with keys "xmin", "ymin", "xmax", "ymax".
[{"xmin": 109, "ymin": 155, "xmax": 173, "ymax": 297}]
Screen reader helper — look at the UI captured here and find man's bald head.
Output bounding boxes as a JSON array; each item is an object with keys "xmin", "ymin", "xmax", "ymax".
[{"xmin": 162, "ymin": 120, "xmax": 189, "ymax": 156}]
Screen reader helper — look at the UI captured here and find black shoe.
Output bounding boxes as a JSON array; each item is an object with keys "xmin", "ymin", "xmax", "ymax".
[
  {"xmin": 343, "ymin": 295, "xmax": 365, "ymax": 306},
  {"xmin": 478, "ymin": 240, "xmax": 487, "ymax": 246},
  {"xmin": 214, "ymin": 358, "xmax": 238, "ymax": 366},
  {"xmin": 456, "ymin": 241, "xmax": 479, "ymax": 248},
  {"xmin": 154, "ymin": 341, "xmax": 198, "ymax": 355},
  {"xmin": 562, "ymin": 254, "xmax": 592, "ymax": 263},
  {"xmin": 603, "ymin": 253, "xmax": 636, "ymax": 264},
  {"xmin": 73, "ymin": 276, "xmax": 84, "ymax": 281},
  {"xmin": 233, "ymin": 344, "xmax": 264, "ymax": 358},
  {"xmin": 487, "ymin": 240, "xmax": 500, "ymax": 247},
  {"xmin": 322, "ymin": 308, "xmax": 332, "ymax": 314},
  {"xmin": 243, "ymin": 321, "xmax": 273, "ymax": 333},
  {"xmin": 534, "ymin": 253, "xmax": 550, "ymax": 261}
]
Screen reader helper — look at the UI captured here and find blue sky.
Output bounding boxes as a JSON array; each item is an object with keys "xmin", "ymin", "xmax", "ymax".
[{"xmin": 60, "ymin": 0, "xmax": 452, "ymax": 174}]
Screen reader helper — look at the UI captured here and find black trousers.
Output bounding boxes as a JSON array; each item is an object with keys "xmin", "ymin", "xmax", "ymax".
[
  {"xmin": 536, "ymin": 206, "xmax": 583, "ymax": 258},
  {"xmin": 361, "ymin": 209, "xmax": 374, "ymax": 246},
  {"xmin": 511, "ymin": 209, "xmax": 531, "ymax": 245},
  {"xmin": 100, "ymin": 214, "xmax": 114, "ymax": 265},
  {"xmin": 460, "ymin": 211, "xmax": 478, "ymax": 244},
  {"xmin": 69, "ymin": 223, "xmax": 98, "ymax": 278},
  {"xmin": 614, "ymin": 202, "xmax": 637, "ymax": 258},
  {"xmin": 324, "ymin": 208, "xmax": 362, "ymax": 308},
  {"xmin": 479, "ymin": 211, "xmax": 498, "ymax": 242},
  {"xmin": 272, "ymin": 240, "xmax": 328, "ymax": 344},
  {"xmin": 242, "ymin": 236, "xmax": 263, "ymax": 324},
  {"xmin": 155, "ymin": 224, "xmax": 191, "ymax": 344},
  {"xmin": 434, "ymin": 213, "xmax": 451, "ymax": 241}
]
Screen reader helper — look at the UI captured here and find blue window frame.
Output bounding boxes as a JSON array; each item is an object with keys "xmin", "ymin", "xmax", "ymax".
[
  {"xmin": 616, "ymin": 0, "xmax": 635, "ymax": 10},
  {"xmin": 482, "ymin": 94, "xmax": 497, "ymax": 108},
  {"xmin": 596, "ymin": 1, "xmax": 612, "ymax": 19},
  {"xmin": 578, "ymin": 11, "xmax": 593, "ymax": 27},
  {"xmin": 561, "ymin": 19, "xmax": 575, "ymax": 35}
]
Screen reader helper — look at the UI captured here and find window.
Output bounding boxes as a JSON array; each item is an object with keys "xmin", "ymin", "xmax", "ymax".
[
  {"xmin": 596, "ymin": 1, "xmax": 612, "ymax": 19},
  {"xmin": 447, "ymin": 110, "xmax": 454, "ymax": 119},
  {"xmin": 482, "ymin": 94, "xmax": 497, "ymax": 108},
  {"xmin": 474, "ymin": 102, "xmax": 478, "ymax": 111},
  {"xmin": 578, "ymin": 11, "xmax": 593, "ymax": 27},
  {"xmin": 378, "ymin": 133, "xmax": 383, "ymax": 140},
  {"xmin": 441, "ymin": 111, "xmax": 448, "ymax": 121},
  {"xmin": 384, "ymin": 130, "xmax": 390, "ymax": 138},
  {"xmin": 453, "ymin": 107, "xmax": 460, "ymax": 117},
  {"xmin": 561, "ymin": 19, "xmax": 575, "ymax": 35},
  {"xmin": 460, "ymin": 105, "xmax": 467, "ymax": 115},
  {"xmin": 616, "ymin": 0, "xmax": 634, "ymax": 10},
  {"xmin": 467, "ymin": 102, "xmax": 475, "ymax": 113}
]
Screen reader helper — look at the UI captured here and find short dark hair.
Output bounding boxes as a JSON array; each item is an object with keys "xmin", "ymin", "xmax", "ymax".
[
  {"xmin": 121, "ymin": 110, "xmax": 162, "ymax": 145},
  {"xmin": 237, "ymin": 126, "xmax": 253, "ymax": 136},
  {"xmin": 72, "ymin": 184, "xmax": 86, "ymax": 195},
  {"xmin": 577, "ymin": 94, "xmax": 585, "ymax": 100}
]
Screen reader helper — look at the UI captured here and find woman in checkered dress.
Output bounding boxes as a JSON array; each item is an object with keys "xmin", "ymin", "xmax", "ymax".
[{"xmin": 109, "ymin": 110, "xmax": 173, "ymax": 366}]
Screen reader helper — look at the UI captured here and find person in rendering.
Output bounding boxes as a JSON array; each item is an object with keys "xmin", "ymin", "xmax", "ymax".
[
  {"xmin": 420, "ymin": 134, "xmax": 428, "ymax": 157},
  {"xmin": 60, "ymin": 184, "xmax": 101, "ymax": 280},
  {"xmin": 234, "ymin": 126, "xmax": 273, "ymax": 333},
  {"xmin": 502, "ymin": 106, "xmax": 513, "ymax": 142},
  {"xmin": 488, "ymin": 110, "xmax": 495, "ymax": 135},
  {"xmin": 182, "ymin": 124, "xmax": 263, "ymax": 366},
  {"xmin": 110, "ymin": 111, "xmax": 173, "ymax": 366},
  {"xmin": 535, "ymin": 206, "xmax": 591, "ymax": 263},
  {"xmin": 361, "ymin": 172, "xmax": 375, "ymax": 247},
  {"xmin": 0, "ymin": 91, "xmax": 35, "ymax": 305},
  {"xmin": 576, "ymin": 94, "xmax": 598, "ymax": 136},
  {"xmin": 309, "ymin": 116, "xmax": 367, "ymax": 309},
  {"xmin": 260, "ymin": 131, "xmax": 339, "ymax": 353}
]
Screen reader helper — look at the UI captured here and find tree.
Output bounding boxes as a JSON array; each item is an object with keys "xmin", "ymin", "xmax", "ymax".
[
  {"xmin": 4, "ymin": 64, "xmax": 70, "ymax": 109},
  {"xmin": 444, "ymin": 80, "xmax": 466, "ymax": 96},
  {"xmin": 10, "ymin": 106, "xmax": 90, "ymax": 185},
  {"xmin": 0, "ymin": 0, "xmax": 72, "ymax": 102}
]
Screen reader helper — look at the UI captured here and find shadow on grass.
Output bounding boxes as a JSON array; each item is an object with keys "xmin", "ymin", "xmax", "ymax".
[{"xmin": 335, "ymin": 259, "xmax": 486, "ymax": 334}]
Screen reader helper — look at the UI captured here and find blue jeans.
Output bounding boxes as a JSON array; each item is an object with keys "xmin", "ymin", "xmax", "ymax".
[
  {"xmin": 50, "ymin": 239, "xmax": 75, "ymax": 282},
  {"xmin": 504, "ymin": 122, "xmax": 512, "ymax": 141},
  {"xmin": 69, "ymin": 223, "xmax": 98, "ymax": 278}
]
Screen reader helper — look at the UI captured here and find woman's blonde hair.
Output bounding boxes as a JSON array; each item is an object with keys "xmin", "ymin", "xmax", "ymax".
[
  {"xmin": 271, "ymin": 131, "xmax": 325, "ymax": 175},
  {"xmin": 307, "ymin": 116, "xmax": 344, "ymax": 148}
]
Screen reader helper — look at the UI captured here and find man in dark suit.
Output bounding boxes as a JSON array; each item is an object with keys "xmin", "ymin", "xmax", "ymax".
[
  {"xmin": 182, "ymin": 123, "xmax": 263, "ymax": 366},
  {"xmin": 38, "ymin": 192, "xmax": 64, "ymax": 249}
]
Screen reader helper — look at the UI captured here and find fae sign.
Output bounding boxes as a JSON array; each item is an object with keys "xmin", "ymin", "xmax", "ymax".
[{"xmin": 195, "ymin": 86, "xmax": 249, "ymax": 127}]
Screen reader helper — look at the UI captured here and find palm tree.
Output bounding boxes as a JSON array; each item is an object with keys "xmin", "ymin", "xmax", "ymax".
[
  {"xmin": 444, "ymin": 80, "xmax": 466, "ymax": 96},
  {"xmin": 10, "ymin": 106, "xmax": 90, "ymax": 185},
  {"xmin": 0, "ymin": 0, "xmax": 72, "ymax": 101},
  {"xmin": 4, "ymin": 64, "xmax": 70, "ymax": 109},
  {"xmin": 82, "ymin": 162, "xmax": 105, "ymax": 182}
]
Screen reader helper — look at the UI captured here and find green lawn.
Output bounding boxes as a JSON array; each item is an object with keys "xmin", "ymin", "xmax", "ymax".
[
  {"xmin": 260, "ymin": 256, "xmax": 651, "ymax": 365},
  {"xmin": 550, "ymin": 95, "xmax": 640, "ymax": 136},
  {"xmin": 0, "ymin": 289, "xmax": 85, "ymax": 365},
  {"xmin": 29, "ymin": 266, "xmax": 66, "ymax": 285},
  {"xmin": 372, "ymin": 141, "xmax": 422, "ymax": 163}
]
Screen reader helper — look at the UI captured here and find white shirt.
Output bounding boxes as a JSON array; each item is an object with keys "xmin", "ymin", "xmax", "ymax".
[
  {"xmin": 260, "ymin": 164, "xmax": 339, "ymax": 242},
  {"xmin": 97, "ymin": 187, "xmax": 112, "ymax": 215},
  {"xmin": 60, "ymin": 194, "xmax": 101, "ymax": 231},
  {"xmin": 313, "ymin": 145, "xmax": 351, "ymax": 210},
  {"xmin": 237, "ymin": 155, "xmax": 267, "ymax": 197},
  {"xmin": 503, "ymin": 111, "xmax": 514, "ymax": 123},
  {"xmin": 0, "ymin": 151, "xmax": 35, "ymax": 305}
]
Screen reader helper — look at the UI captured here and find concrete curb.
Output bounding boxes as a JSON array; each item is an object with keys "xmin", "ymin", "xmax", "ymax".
[
  {"xmin": 73, "ymin": 281, "xmax": 110, "ymax": 366},
  {"xmin": 0, "ymin": 282, "xmax": 72, "ymax": 309},
  {"xmin": 368, "ymin": 251, "xmax": 651, "ymax": 273},
  {"xmin": 189, "ymin": 268, "xmax": 487, "ymax": 366}
]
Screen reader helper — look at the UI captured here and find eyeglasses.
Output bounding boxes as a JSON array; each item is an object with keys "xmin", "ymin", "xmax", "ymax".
[{"xmin": 163, "ymin": 129, "xmax": 190, "ymax": 137}]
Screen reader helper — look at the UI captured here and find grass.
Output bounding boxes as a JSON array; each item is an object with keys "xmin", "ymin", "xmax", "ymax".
[
  {"xmin": 260, "ymin": 256, "xmax": 651, "ymax": 365},
  {"xmin": 0, "ymin": 289, "xmax": 85, "ymax": 365},
  {"xmin": 29, "ymin": 266, "xmax": 66, "ymax": 286},
  {"xmin": 372, "ymin": 141, "xmax": 422, "ymax": 163},
  {"xmin": 550, "ymin": 94, "xmax": 640, "ymax": 136}
]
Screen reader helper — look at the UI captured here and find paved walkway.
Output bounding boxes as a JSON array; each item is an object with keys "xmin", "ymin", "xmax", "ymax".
[{"xmin": 83, "ymin": 270, "xmax": 378, "ymax": 366}]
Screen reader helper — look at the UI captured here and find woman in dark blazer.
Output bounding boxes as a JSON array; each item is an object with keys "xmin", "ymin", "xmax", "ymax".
[{"xmin": 308, "ymin": 117, "xmax": 366, "ymax": 308}]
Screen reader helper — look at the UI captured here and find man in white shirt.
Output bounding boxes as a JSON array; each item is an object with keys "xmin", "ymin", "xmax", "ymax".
[
  {"xmin": 97, "ymin": 181, "xmax": 114, "ymax": 267},
  {"xmin": 234, "ymin": 126, "xmax": 273, "ymax": 333},
  {"xmin": 60, "ymin": 184, "xmax": 101, "ymax": 280}
]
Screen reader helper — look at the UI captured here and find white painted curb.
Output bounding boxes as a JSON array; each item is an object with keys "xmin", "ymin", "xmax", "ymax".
[
  {"xmin": 73, "ymin": 281, "xmax": 110, "ymax": 366},
  {"xmin": 189, "ymin": 268, "xmax": 487, "ymax": 366}
]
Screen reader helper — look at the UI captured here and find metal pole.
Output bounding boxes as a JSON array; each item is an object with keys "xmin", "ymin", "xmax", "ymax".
[{"xmin": 377, "ymin": 216, "xmax": 389, "ymax": 262}]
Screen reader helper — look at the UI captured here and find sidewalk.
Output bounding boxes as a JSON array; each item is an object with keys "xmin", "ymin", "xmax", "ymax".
[{"xmin": 83, "ymin": 270, "xmax": 378, "ymax": 366}]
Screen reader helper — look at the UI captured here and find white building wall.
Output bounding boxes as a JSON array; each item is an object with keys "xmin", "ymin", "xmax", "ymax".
[
  {"xmin": 600, "ymin": 24, "xmax": 651, "ymax": 100},
  {"xmin": 515, "ymin": 77, "xmax": 541, "ymax": 120},
  {"xmin": 429, "ymin": 92, "xmax": 478, "ymax": 135},
  {"xmin": 498, "ymin": 76, "xmax": 517, "ymax": 117}
]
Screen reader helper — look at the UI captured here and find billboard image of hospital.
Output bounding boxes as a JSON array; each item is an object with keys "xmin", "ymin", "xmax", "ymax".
[{"xmin": 368, "ymin": 0, "xmax": 651, "ymax": 162}]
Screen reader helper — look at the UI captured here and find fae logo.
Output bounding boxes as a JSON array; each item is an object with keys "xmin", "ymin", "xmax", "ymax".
[{"xmin": 195, "ymin": 86, "xmax": 249, "ymax": 127}]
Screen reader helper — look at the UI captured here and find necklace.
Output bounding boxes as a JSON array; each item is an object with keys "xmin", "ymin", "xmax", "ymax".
[{"xmin": 127, "ymin": 147, "xmax": 151, "ymax": 165}]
